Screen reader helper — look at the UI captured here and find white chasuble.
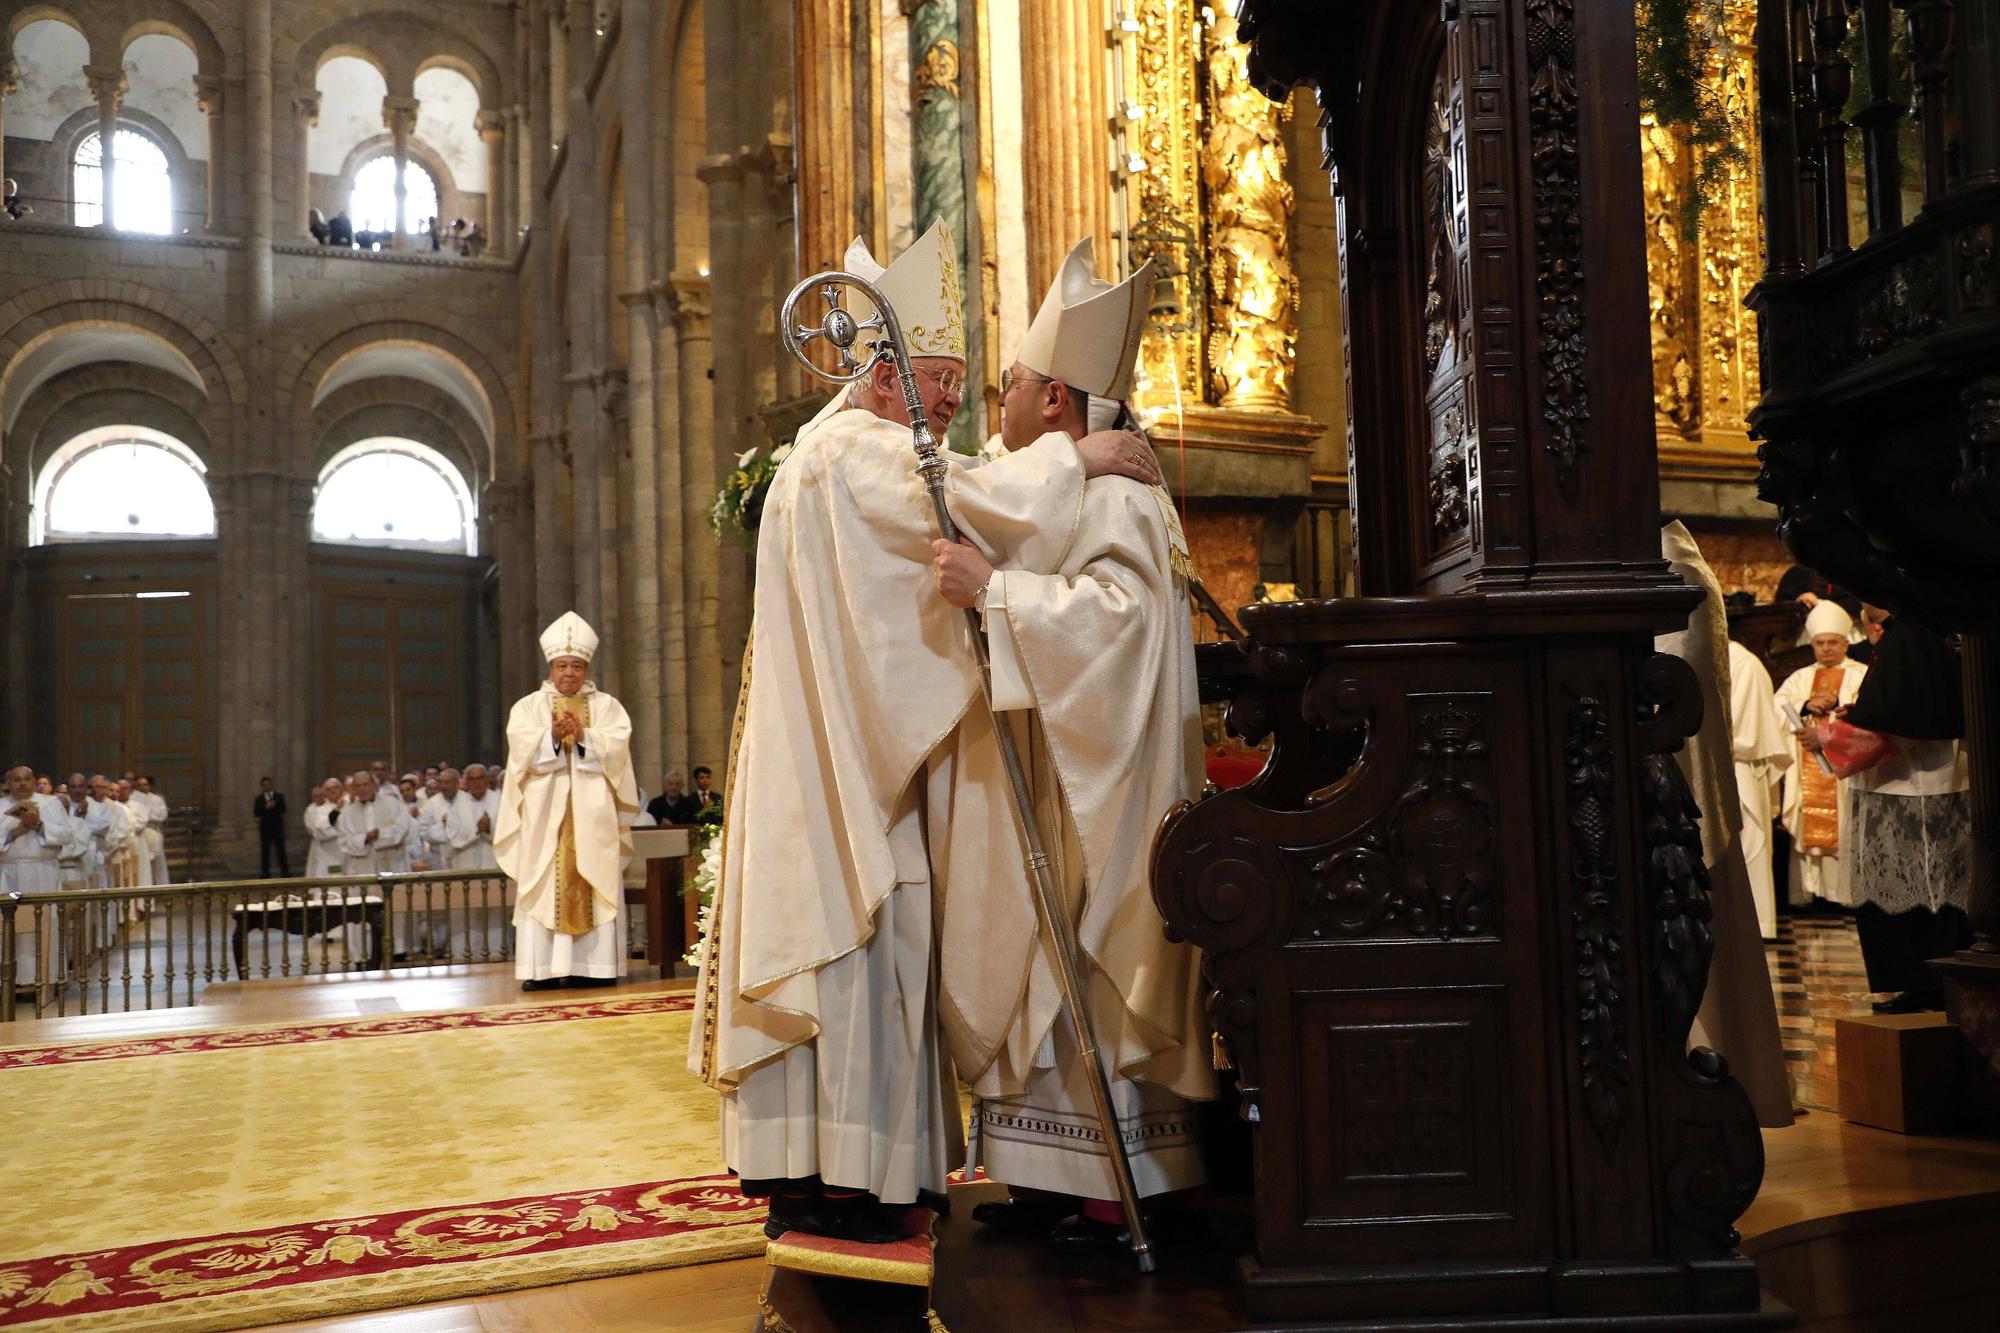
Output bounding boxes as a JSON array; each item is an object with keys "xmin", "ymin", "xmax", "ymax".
[
  {"xmin": 446, "ymin": 789, "xmax": 503, "ymax": 871},
  {"xmin": 337, "ymin": 792, "xmax": 410, "ymax": 875},
  {"xmin": 496, "ymin": 683, "xmax": 638, "ymax": 979},
  {"xmin": 691, "ymin": 395, "xmax": 1090, "ymax": 1204},
  {"xmin": 940, "ymin": 476, "xmax": 1215, "ymax": 1199},
  {"xmin": 1657, "ymin": 522, "xmax": 1793, "ymax": 1128}
]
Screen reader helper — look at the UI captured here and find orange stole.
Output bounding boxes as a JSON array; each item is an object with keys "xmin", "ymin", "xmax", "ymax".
[
  {"xmin": 551, "ymin": 694, "xmax": 596, "ymax": 936},
  {"xmin": 1797, "ymin": 666, "xmax": 1844, "ymax": 851}
]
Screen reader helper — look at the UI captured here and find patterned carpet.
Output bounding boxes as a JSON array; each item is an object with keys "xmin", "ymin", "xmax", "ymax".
[
  {"xmin": 0, "ymin": 993, "xmax": 763, "ymax": 1331},
  {"xmin": 1767, "ymin": 913, "xmax": 1872, "ymax": 1112}
]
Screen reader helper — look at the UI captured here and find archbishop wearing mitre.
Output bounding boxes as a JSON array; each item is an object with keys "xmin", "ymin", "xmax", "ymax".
[
  {"xmin": 495, "ymin": 612, "xmax": 640, "ymax": 990},
  {"xmin": 930, "ymin": 239, "xmax": 1213, "ymax": 1245}
]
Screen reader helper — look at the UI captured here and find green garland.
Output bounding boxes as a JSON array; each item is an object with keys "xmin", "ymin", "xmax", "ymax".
[{"xmin": 1636, "ymin": 0, "xmax": 1751, "ymax": 237}]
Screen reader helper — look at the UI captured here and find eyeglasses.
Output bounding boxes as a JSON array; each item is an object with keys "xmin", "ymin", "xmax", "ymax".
[
  {"xmin": 916, "ymin": 365, "xmax": 964, "ymax": 397},
  {"xmin": 1001, "ymin": 369, "xmax": 1053, "ymax": 395}
]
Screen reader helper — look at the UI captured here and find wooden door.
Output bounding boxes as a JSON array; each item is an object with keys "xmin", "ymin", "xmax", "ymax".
[
  {"xmin": 319, "ymin": 589, "xmax": 461, "ymax": 778},
  {"xmin": 60, "ymin": 590, "xmax": 207, "ymax": 803}
]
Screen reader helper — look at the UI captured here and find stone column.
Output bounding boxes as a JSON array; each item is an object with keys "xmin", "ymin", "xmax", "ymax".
[
  {"xmin": 476, "ymin": 109, "xmax": 508, "ymax": 257},
  {"xmin": 648, "ymin": 280, "xmax": 690, "ymax": 775},
  {"xmin": 382, "ymin": 94, "xmax": 420, "ymax": 247},
  {"xmin": 293, "ymin": 90, "xmax": 320, "ymax": 237},
  {"xmin": 1, "ymin": 61, "xmax": 18, "ymax": 192},
  {"xmin": 1016, "ymin": 0, "xmax": 1113, "ymax": 293},
  {"xmin": 194, "ymin": 75, "xmax": 225, "ymax": 231},
  {"xmin": 793, "ymin": 0, "xmax": 859, "ymax": 274},
  {"xmin": 83, "ymin": 64, "xmax": 127, "ymax": 227},
  {"xmin": 666, "ymin": 271, "xmax": 719, "ymax": 769},
  {"xmin": 910, "ymin": 0, "xmax": 975, "ymax": 448}
]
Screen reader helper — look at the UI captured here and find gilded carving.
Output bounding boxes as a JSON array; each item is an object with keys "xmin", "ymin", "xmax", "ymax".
[
  {"xmin": 1642, "ymin": 0, "xmax": 1765, "ymax": 456},
  {"xmin": 1204, "ymin": 18, "xmax": 1299, "ymax": 412},
  {"xmin": 1124, "ymin": 0, "xmax": 1205, "ymax": 412}
]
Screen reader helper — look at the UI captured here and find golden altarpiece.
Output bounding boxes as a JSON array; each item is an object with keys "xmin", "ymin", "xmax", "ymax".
[{"xmin": 1104, "ymin": 0, "xmax": 1766, "ymax": 604}]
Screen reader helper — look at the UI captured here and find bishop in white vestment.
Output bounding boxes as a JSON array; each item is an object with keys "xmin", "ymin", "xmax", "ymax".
[
  {"xmin": 495, "ymin": 613, "xmax": 639, "ymax": 989},
  {"xmin": 692, "ymin": 220, "xmax": 1165, "ymax": 1244},
  {"xmin": 1775, "ymin": 603, "xmax": 1869, "ymax": 905},
  {"xmin": 930, "ymin": 240, "xmax": 1215, "ymax": 1241}
]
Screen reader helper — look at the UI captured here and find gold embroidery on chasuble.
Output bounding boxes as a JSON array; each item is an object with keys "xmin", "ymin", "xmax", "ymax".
[
  {"xmin": 1798, "ymin": 665, "xmax": 1843, "ymax": 851},
  {"xmin": 551, "ymin": 694, "xmax": 596, "ymax": 935},
  {"xmin": 697, "ymin": 637, "xmax": 754, "ymax": 1086}
]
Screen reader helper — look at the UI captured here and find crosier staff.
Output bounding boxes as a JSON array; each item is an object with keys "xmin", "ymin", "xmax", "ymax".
[{"xmin": 780, "ymin": 271, "xmax": 1158, "ymax": 1273}]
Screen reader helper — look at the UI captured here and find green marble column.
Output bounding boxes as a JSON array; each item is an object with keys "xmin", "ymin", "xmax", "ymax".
[{"xmin": 909, "ymin": 0, "xmax": 979, "ymax": 451}]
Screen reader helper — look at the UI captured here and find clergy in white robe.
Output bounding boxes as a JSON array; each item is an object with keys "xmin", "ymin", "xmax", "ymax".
[
  {"xmin": 1774, "ymin": 603, "xmax": 1869, "ymax": 906},
  {"xmin": 304, "ymin": 779, "xmax": 345, "ymax": 879},
  {"xmin": 495, "ymin": 613, "xmax": 640, "ymax": 988},
  {"xmin": 1727, "ymin": 641, "xmax": 1792, "ymax": 939},
  {"xmin": 336, "ymin": 773, "xmax": 411, "ymax": 874},
  {"xmin": 4, "ymin": 767, "xmax": 73, "ymax": 992},
  {"xmin": 88, "ymin": 776, "xmax": 134, "ymax": 890},
  {"xmin": 118, "ymin": 784, "xmax": 154, "ymax": 888},
  {"xmin": 930, "ymin": 240, "xmax": 1214, "ymax": 1235},
  {"xmin": 134, "ymin": 778, "xmax": 170, "ymax": 885},
  {"xmin": 415, "ymin": 769, "xmax": 459, "ymax": 871},
  {"xmin": 56, "ymin": 790, "xmax": 94, "ymax": 891},
  {"xmin": 447, "ymin": 765, "xmax": 502, "ymax": 871},
  {"xmin": 1656, "ymin": 523, "xmax": 1793, "ymax": 1127},
  {"xmin": 692, "ymin": 219, "xmax": 1165, "ymax": 1243}
]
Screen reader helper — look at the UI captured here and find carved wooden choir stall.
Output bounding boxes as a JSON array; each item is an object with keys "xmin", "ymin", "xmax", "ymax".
[
  {"xmin": 1151, "ymin": 2, "xmax": 1776, "ymax": 1326},
  {"xmin": 1748, "ymin": 0, "xmax": 2000, "ymax": 1107}
]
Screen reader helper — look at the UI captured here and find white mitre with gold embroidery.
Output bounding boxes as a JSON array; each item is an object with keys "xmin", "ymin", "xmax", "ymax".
[
  {"xmin": 539, "ymin": 612, "xmax": 598, "ymax": 663},
  {"xmin": 842, "ymin": 217, "xmax": 966, "ymax": 362},
  {"xmin": 1014, "ymin": 238, "xmax": 1155, "ymax": 401}
]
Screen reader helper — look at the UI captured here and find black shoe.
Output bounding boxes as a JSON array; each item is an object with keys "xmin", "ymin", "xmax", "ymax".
[
  {"xmin": 917, "ymin": 1188, "xmax": 952, "ymax": 1218},
  {"xmin": 760, "ymin": 1184, "xmax": 912, "ymax": 1240},
  {"xmin": 1047, "ymin": 1213, "xmax": 1137, "ymax": 1256},
  {"xmin": 564, "ymin": 975, "xmax": 618, "ymax": 988},
  {"xmin": 971, "ymin": 1195, "xmax": 1075, "ymax": 1235},
  {"xmin": 520, "ymin": 978, "xmax": 563, "ymax": 992}
]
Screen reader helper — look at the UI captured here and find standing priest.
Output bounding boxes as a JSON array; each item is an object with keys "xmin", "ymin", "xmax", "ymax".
[
  {"xmin": 495, "ymin": 613, "xmax": 639, "ymax": 992},
  {"xmin": 693, "ymin": 219, "xmax": 1163, "ymax": 1245},
  {"xmin": 929, "ymin": 240, "xmax": 1215, "ymax": 1249}
]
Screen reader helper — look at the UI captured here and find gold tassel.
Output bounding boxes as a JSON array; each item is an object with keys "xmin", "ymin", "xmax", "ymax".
[{"xmin": 1212, "ymin": 1030, "xmax": 1234, "ymax": 1071}]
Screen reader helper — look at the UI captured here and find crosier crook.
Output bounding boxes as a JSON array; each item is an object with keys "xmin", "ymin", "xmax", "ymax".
[{"xmin": 779, "ymin": 270, "xmax": 1157, "ymax": 1273}]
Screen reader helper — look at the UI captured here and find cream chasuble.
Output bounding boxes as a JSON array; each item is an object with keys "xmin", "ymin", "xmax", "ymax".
[
  {"xmin": 692, "ymin": 392, "xmax": 1091, "ymax": 1205},
  {"xmin": 304, "ymin": 800, "xmax": 342, "ymax": 878},
  {"xmin": 496, "ymin": 683, "xmax": 638, "ymax": 980},
  {"xmin": 1657, "ymin": 522, "xmax": 1792, "ymax": 1128},
  {"xmin": 941, "ymin": 474, "xmax": 1214, "ymax": 1200}
]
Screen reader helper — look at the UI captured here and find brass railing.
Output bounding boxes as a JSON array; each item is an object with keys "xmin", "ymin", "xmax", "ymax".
[{"xmin": 0, "ymin": 870, "xmax": 512, "ymax": 1022}]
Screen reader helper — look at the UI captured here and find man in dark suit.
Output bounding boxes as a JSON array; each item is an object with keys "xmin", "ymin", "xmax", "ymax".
[
  {"xmin": 645, "ymin": 770, "xmax": 701, "ymax": 826},
  {"xmin": 690, "ymin": 766, "xmax": 723, "ymax": 823},
  {"xmin": 253, "ymin": 777, "xmax": 290, "ymax": 877}
]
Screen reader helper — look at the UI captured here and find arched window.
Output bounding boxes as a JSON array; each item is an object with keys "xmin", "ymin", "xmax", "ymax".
[
  {"xmin": 348, "ymin": 156, "xmax": 441, "ymax": 239},
  {"xmin": 313, "ymin": 438, "xmax": 475, "ymax": 554},
  {"xmin": 34, "ymin": 426, "xmax": 215, "ymax": 543},
  {"xmin": 73, "ymin": 128, "xmax": 174, "ymax": 233}
]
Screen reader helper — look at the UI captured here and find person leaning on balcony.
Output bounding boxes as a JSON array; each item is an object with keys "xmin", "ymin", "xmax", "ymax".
[{"xmin": 3, "ymin": 179, "xmax": 29, "ymax": 220}]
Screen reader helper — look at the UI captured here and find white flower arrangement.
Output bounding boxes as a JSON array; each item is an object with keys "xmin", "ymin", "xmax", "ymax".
[{"xmin": 681, "ymin": 825, "xmax": 724, "ymax": 968}]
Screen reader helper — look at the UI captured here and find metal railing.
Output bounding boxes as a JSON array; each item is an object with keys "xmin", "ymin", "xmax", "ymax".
[{"xmin": 0, "ymin": 869, "xmax": 512, "ymax": 1022}]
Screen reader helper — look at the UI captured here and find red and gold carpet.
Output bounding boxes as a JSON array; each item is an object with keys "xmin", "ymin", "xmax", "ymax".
[{"xmin": 0, "ymin": 992, "xmax": 765, "ymax": 1330}]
